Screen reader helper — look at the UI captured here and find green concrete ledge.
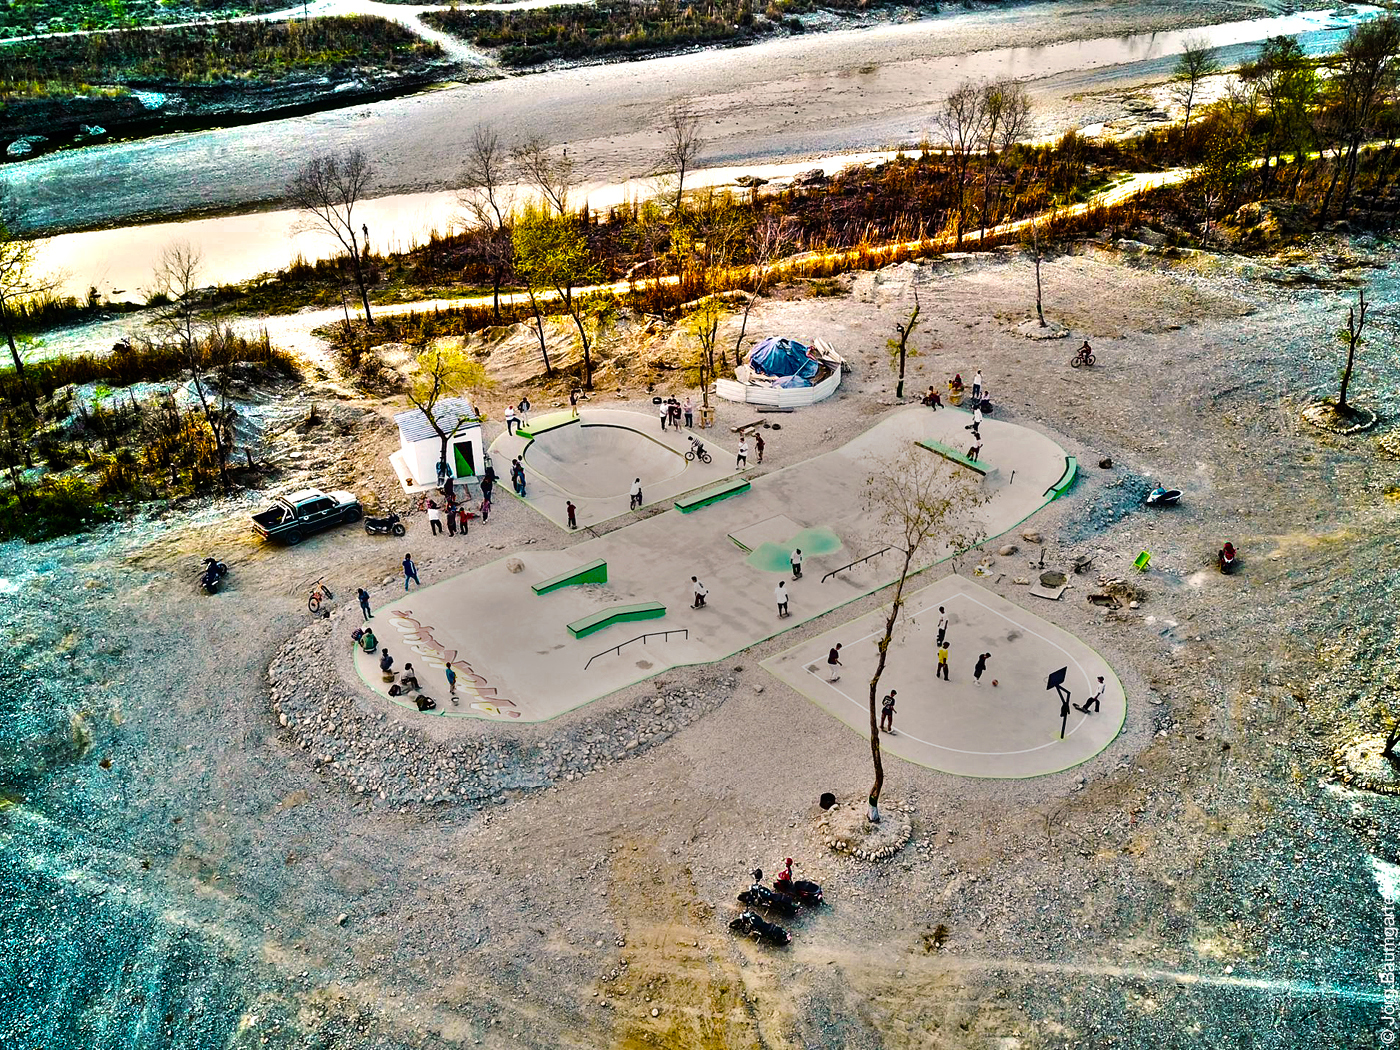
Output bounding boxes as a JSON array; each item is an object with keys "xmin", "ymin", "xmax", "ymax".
[
  {"xmin": 674, "ymin": 477, "xmax": 751, "ymax": 513},
  {"xmin": 1045, "ymin": 455, "xmax": 1078, "ymax": 499},
  {"xmin": 532, "ymin": 558, "xmax": 608, "ymax": 595},
  {"xmin": 568, "ymin": 601, "xmax": 665, "ymax": 639},
  {"xmin": 916, "ymin": 438, "xmax": 988, "ymax": 476},
  {"xmin": 517, "ymin": 412, "xmax": 579, "ymax": 439}
]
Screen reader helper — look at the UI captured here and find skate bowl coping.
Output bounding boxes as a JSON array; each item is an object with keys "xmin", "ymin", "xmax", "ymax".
[
  {"xmin": 915, "ymin": 438, "xmax": 988, "ymax": 476},
  {"xmin": 532, "ymin": 558, "xmax": 608, "ymax": 595},
  {"xmin": 516, "ymin": 412, "xmax": 578, "ymax": 439},
  {"xmin": 1044, "ymin": 456, "xmax": 1078, "ymax": 499},
  {"xmin": 674, "ymin": 477, "xmax": 751, "ymax": 512},
  {"xmin": 567, "ymin": 602, "xmax": 666, "ymax": 639}
]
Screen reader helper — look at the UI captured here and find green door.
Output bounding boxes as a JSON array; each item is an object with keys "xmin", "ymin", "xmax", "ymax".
[{"xmin": 453, "ymin": 440, "xmax": 476, "ymax": 477}]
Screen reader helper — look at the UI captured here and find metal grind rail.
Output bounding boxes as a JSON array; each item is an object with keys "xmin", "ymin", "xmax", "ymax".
[
  {"xmin": 584, "ymin": 629, "xmax": 690, "ymax": 669},
  {"xmin": 822, "ymin": 547, "xmax": 892, "ymax": 583}
]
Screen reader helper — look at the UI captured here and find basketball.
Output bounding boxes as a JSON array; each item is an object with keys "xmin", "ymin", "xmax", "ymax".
[{"xmin": 991, "ymin": 680, "xmax": 998, "ymax": 687}]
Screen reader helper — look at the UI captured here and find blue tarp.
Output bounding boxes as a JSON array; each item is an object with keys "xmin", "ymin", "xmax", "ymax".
[{"xmin": 747, "ymin": 337, "xmax": 819, "ymax": 387}]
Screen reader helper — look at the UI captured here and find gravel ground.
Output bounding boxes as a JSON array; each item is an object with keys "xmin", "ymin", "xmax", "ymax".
[{"xmin": 4, "ymin": 234, "xmax": 1400, "ymax": 1049}]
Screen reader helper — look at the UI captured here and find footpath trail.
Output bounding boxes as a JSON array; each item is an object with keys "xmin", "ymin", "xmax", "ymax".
[{"xmin": 229, "ymin": 166, "xmax": 1194, "ymax": 371}]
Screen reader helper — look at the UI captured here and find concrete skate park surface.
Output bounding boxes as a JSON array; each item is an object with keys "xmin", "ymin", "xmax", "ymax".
[
  {"xmin": 761, "ymin": 575, "xmax": 1126, "ymax": 778},
  {"xmin": 488, "ymin": 410, "xmax": 738, "ymax": 529},
  {"xmin": 352, "ymin": 406, "xmax": 1075, "ymax": 723}
]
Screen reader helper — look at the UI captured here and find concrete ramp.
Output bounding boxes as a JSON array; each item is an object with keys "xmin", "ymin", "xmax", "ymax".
[{"xmin": 525, "ymin": 423, "xmax": 684, "ymax": 499}]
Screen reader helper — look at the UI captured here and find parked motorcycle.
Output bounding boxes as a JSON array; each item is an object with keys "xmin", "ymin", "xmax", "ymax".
[
  {"xmin": 1145, "ymin": 486, "xmax": 1182, "ymax": 507},
  {"xmin": 364, "ymin": 509, "xmax": 406, "ymax": 537},
  {"xmin": 728, "ymin": 910, "xmax": 791, "ymax": 946},
  {"xmin": 738, "ymin": 880, "xmax": 801, "ymax": 917},
  {"xmin": 772, "ymin": 860, "xmax": 824, "ymax": 907},
  {"xmin": 199, "ymin": 557, "xmax": 228, "ymax": 594}
]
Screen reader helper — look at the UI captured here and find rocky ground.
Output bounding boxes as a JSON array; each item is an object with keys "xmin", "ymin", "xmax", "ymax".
[{"xmin": 3, "ymin": 233, "xmax": 1399, "ymax": 1048}]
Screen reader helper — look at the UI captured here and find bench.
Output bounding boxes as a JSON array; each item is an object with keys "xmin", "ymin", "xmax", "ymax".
[
  {"xmin": 1044, "ymin": 455, "xmax": 1078, "ymax": 499},
  {"xmin": 915, "ymin": 438, "xmax": 988, "ymax": 476},
  {"xmin": 674, "ymin": 477, "xmax": 751, "ymax": 513},
  {"xmin": 516, "ymin": 411, "xmax": 579, "ymax": 439},
  {"xmin": 532, "ymin": 558, "xmax": 608, "ymax": 595},
  {"xmin": 567, "ymin": 602, "xmax": 666, "ymax": 639}
]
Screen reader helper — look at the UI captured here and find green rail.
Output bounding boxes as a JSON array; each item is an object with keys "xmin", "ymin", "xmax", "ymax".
[{"xmin": 567, "ymin": 602, "xmax": 666, "ymax": 639}]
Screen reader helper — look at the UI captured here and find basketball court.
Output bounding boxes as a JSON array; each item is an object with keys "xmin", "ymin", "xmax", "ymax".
[{"xmin": 760, "ymin": 574, "xmax": 1125, "ymax": 778}]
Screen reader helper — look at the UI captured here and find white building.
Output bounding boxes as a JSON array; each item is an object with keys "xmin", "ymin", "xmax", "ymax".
[{"xmin": 389, "ymin": 398, "xmax": 485, "ymax": 493}]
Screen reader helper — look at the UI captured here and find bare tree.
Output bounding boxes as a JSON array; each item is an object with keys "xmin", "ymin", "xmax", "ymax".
[
  {"xmin": 1174, "ymin": 36, "xmax": 1221, "ymax": 128},
  {"xmin": 933, "ymin": 81, "xmax": 989, "ymax": 247},
  {"xmin": 0, "ymin": 187, "xmax": 57, "ymax": 401},
  {"xmin": 887, "ymin": 285, "xmax": 921, "ymax": 399},
  {"xmin": 1031, "ymin": 220, "xmax": 1047, "ymax": 327},
  {"xmin": 152, "ymin": 243, "xmax": 231, "ymax": 492},
  {"xmin": 457, "ymin": 126, "xmax": 517, "ymax": 322},
  {"xmin": 862, "ymin": 450, "xmax": 983, "ymax": 822},
  {"xmin": 979, "ymin": 79, "xmax": 1032, "ymax": 234},
  {"xmin": 689, "ymin": 294, "xmax": 724, "ymax": 411},
  {"xmin": 732, "ymin": 215, "xmax": 793, "ymax": 365},
  {"xmin": 1336, "ymin": 287, "xmax": 1368, "ymax": 413},
  {"xmin": 1318, "ymin": 16, "xmax": 1400, "ymax": 222},
  {"xmin": 658, "ymin": 102, "xmax": 705, "ymax": 212},
  {"xmin": 289, "ymin": 149, "xmax": 376, "ymax": 325},
  {"xmin": 513, "ymin": 137, "xmax": 577, "ymax": 217},
  {"xmin": 405, "ymin": 345, "xmax": 492, "ymax": 473}
]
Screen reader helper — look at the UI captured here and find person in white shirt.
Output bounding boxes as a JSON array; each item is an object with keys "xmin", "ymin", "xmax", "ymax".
[
  {"xmin": 691, "ymin": 576, "xmax": 708, "ymax": 608},
  {"xmin": 426, "ymin": 501, "xmax": 443, "ymax": 535},
  {"xmin": 790, "ymin": 548, "xmax": 803, "ymax": 580},
  {"xmin": 659, "ymin": 401, "xmax": 669, "ymax": 431},
  {"xmin": 630, "ymin": 478, "xmax": 643, "ymax": 510},
  {"xmin": 736, "ymin": 440, "xmax": 748, "ymax": 469},
  {"xmin": 775, "ymin": 581, "xmax": 789, "ymax": 618},
  {"xmin": 1076, "ymin": 676, "xmax": 1106, "ymax": 714},
  {"xmin": 504, "ymin": 404, "xmax": 518, "ymax": 435},
  {"xmin": 936, "ymin": 607, "xmax": 948, "ymax": 645},
  {"xmin": 972, "ymin": 370, "xmax": 983, "ymax": 400}
]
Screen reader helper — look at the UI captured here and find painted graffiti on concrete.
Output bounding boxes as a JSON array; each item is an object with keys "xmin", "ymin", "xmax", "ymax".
[{"xmin": 387, "ymin": 610, "xmax": 521, "ymax": 718}]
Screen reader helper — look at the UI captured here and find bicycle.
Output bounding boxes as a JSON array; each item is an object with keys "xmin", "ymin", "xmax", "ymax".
[
  {"xmin": 685, "ymin": 439, "xmax": 713, "ymax": 464},
  {"xmin": 1070, "ymin": 342, "xmax": 1096, "ymax": 368},
  {"xmin": 308, "ymin": 578, "xmax": 335, "ymax": 615}
]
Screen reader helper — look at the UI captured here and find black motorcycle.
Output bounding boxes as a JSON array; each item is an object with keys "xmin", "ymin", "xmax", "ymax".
[
  {"xmin": 728, "ymin": 911, "xmax": 791, "ymax": 946},
  {"xmin": 773, "ymin": 875, "xmax": 824, "ymax": 907},
  {"xmin": 364, "ymin": 509, "xmax": 406, "ymax": 537},
  {"xmin": 199, "ymin": 557, "xmax": 228, "ymax": 595},
  {"xmin": 738, "ymin": 882, "xmax": 800, "ymax": 917}
]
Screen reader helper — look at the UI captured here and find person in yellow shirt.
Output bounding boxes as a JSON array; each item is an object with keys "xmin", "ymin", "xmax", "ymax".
[{"xmin": 937, "ymin": 641, "xmax": 950, "ymax": 681}]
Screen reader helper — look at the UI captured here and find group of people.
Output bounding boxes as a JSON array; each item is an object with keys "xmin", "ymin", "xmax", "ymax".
[
  {"xmin": 659, "ymin": 396, "xmax": 695, "ymax": 431},
  {"xmin": 918, "ymin": 370, "xmax": 987, "ymax": 460},
  {"xmin": 504, "ymin": 396, "xmax": 532, "ymax": 435},
  {"xmin": 425, "ymin": 461, "xmax": 498, "ymax": 538}
]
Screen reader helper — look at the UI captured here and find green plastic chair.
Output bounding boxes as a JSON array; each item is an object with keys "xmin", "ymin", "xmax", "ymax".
[{"xmin": 1133, "ymin": 551, "xmax": 1151, "ymax": 572}]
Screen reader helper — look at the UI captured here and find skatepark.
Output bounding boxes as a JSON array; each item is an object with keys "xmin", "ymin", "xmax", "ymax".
[{"xmin": 351, "ymin": 404, "xmax": 1113, "ymax": 777}]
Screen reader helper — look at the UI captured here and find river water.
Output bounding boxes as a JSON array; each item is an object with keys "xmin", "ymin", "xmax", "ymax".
[{"xmin": 20, "ymin": 4, "xmax": 1379, "ymax": 304}]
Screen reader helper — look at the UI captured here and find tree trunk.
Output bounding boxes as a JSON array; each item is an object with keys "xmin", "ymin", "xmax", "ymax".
[
  {"xmin": 1317, "ymin": 149, "xmax": 1346, "ymax": 226},
  {"xmin": 866, "ymin": 549, "xmax": 915, "ymax": 824},
  {"xmin": 1339, "ymin": 140, "xmax": 1363, "ymax": 216},
  {"xmin": 525, "ymin": 286, "xmax": 551, "ymax": 377},
  {"xmin": 561, "ymin": 287, "xmax": 592, "ymax": 389},
  {"xmin": 348, "ymin": 235, "xmax": 374, "ymax": 326}
]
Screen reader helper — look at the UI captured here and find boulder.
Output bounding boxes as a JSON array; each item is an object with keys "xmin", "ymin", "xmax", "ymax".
[
  {"xmin": 505, "ymin": 558, "xmax": 524, "ymax": 574},
  {"xmin": 1021, "ymin": 531, "xmax": 1042, "ymax": 544},
  {"xmin": 6, "ymin": 135, "xmax": 46, "ymax": 158}
]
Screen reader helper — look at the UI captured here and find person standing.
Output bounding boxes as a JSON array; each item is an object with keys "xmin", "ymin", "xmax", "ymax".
[
  {"xmin": 684, "ymin": 397, "xmax": 694, "ymax": 428},
  {"xmin": 973, "ymin": 652, "xmax": 990, "ymax": 686},
  {"xmin": 566, "ymin": 500, "xmax": 578, "ymax": 529},
  {"xmin": 517, "ymin": 395, "xmax": 531, "ymax": 426},
  {"xmin": 775, "ymin": 581, "xmax": 789, "ymax": 618},
  {"xmin": 357, "ymin": 587, "xmax": 373, "ymax": 621},
  {"xmin": 1076, "ymin": 676, "xmax": 1106, "ymax": 714},
  {"xmin": 880, "ymin": 689, "xmax": 897, "ymax": 734},
  {"xmin": 826, "ymin": 643, "xmax": 843, "ymax": 681},
  {"xmin": 966, "ymin": 405, "xmax": 983, "ymax": 439},
  {"xmin": 659, "ymin": 401, "xmax": 669, "ymax": 431},
  {"xmin": 445, "ymin": 497, "xmax": 457, "ymax": 537},
  {"xmin": 480, "ymin": 472, "xmax": 494, "ymax": 503},
  {"xmin": 736, "ymin": 439, "xmax": 748, "ymax": 470},
  {"xmin": 754, "ymin": 432, "xmax": 765, "ymax": 464},
  {"xmin": 936, "ymin": 607, "xmax": 948, "ymax": 646},
  {"xmin": 936, "ymin": 641, "xmax": 950, "ymax": 681},
  {"xmin": 630, "ymin": 478, "xmax": 643, "ymax": 510},
  {"xmin": 504, "ymin": 403, "xmax": 518, "ymax": 435},
  {"xmin": 402, "ymin": 553, "xmax": 420, "ymax": 591},
  {"xmin": 426, "ymin": 501, "xmax": 443, "ymax": 536},
  {"xmin": 458, "ymin": 505, "xmax": 470, "ymax": 537},
  {"xmin": 570, "ymin": 388, "xmax": 579, "ymax": 417},
  {"xmin": 444, "ymin": 661, "xmax": 459, "ymax": 704},
  {"xmin": 691, "ymin": 576, "xmax": 708, "ymax": 608},
  {"xmin": 790, "ymin": 548, "xmax": 803, "ymax": 580},
  {"xmin": 480, "ymin": 495, "xmax": 491, "ymax": 523},
  {"xmin": 972, "ymin": 369, "xmax": 983, "ymax": 401}
]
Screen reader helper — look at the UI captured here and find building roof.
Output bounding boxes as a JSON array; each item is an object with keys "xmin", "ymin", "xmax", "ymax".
[{"xmin": 394, "ymin": 398, "xmax": 481, "ymax": 445}]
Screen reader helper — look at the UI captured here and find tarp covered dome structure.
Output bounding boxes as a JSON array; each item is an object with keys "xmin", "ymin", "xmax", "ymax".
[
  {"xmin": 716, "ymin": 336, "xmax": 845, "ymax": 406},
  {"xmin": 747, "ymin": 337, "xmax": 821, "ymax": 388}
]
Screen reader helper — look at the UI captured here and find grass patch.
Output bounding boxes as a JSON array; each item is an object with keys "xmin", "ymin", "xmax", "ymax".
[
  {"xmin": 0, "ymin": 0, "xmax": 248, "ymax": 39},
  {"xmin": 0, "ymin": 475, "xmax": 114, "ymax": 542},
  {"xmin": 0, "ymin": 15, "xmax": 443, "ymax": 96}
]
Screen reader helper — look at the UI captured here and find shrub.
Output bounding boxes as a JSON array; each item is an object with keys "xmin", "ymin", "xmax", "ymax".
[{"xmin": 0, "ymin": 476, "xmax": 114, "ymax": 542}]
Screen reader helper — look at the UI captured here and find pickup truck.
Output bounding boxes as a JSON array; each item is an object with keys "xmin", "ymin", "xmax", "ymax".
[{"xmin": 251, "ymin": 488, "xmax": 362, "ymax": 545}]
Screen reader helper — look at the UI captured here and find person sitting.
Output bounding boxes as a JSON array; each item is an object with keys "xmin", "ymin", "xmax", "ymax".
[
  {"xmin": 379, "ymin": 648, "xmax": 394, "ymax": 674},
  {"xmin": 399, "ymin": 663, "xmax": 420, "ymax": 692},
  {"xmin": 922, "ymin": 387, "xmax": 942, "ymax": 409},
  {"xmin": 949, "ymin": 373, "xmax": 964, "ymax": 392},
  {"xmin": 1219, "ymin": 542, "xmax": 1237, "ymax": 572},
  {"xmin": 359, "ymin": 627, "xmax": 377, "ymax": 653}
]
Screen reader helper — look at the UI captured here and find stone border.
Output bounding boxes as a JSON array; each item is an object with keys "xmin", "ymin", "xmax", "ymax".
[
  {"xmin": 1330, "ymin": 733, "xmax": 1400, "ymax": 796},
  {"xmin": 817, "ymin": 799, "xmax": 912, "ymax": 862},
  {"xmin": 1301, "ymin": 401, "xmax": 1377, "ymax": 435}
]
